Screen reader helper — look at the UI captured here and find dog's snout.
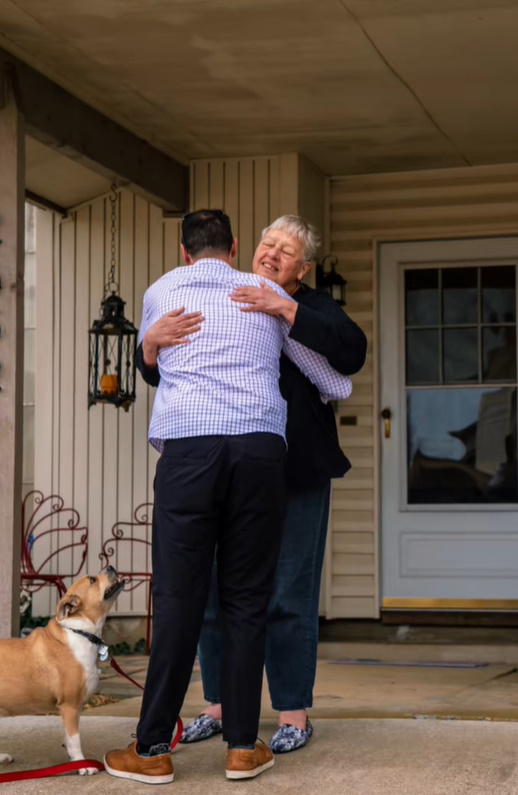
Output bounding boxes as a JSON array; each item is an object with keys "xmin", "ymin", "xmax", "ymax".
[{"xmin": 101, "ymin": 565, "xmax": 117, "ymax": 578}]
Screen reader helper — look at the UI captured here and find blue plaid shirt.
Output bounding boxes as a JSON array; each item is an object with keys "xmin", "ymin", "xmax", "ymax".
[{"xmin": 139, "ymin": 259, "xmax": 352, "ymax": 451}]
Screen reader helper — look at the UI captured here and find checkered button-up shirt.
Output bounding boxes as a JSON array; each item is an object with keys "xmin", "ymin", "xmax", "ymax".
[{"xmin": 139, "ymin": 258, "xmax": 352, "ymax": 451}]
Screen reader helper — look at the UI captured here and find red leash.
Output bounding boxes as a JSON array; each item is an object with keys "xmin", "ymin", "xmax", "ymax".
[
  {"xmin": 0, "ymin": 759, "xmax": 105, "ymax": 782},
  {"xmin": 0, "ymin": 655, "xmax": 184, "ymax": 783}
]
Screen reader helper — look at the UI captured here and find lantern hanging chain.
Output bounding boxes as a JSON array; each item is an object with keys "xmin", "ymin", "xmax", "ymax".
[{"xmin": 106, "ymin": 183, "xmax": 119, "ymax": 295}]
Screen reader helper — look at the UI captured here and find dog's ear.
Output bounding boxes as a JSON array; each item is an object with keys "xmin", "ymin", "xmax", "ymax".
[{"xmin": 56, "ymin": 593, "xmax": 82, "ymax": 620}]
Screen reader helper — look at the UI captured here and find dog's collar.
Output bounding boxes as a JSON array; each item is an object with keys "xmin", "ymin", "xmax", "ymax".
[{"xmin": 67, "ymin": 628, "xmax": 109, "ymax": 661}]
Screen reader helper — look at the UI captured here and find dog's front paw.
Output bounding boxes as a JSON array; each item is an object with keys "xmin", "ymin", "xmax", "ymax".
[
  {"xmin": 70, "ymin": 755, "xmax": 100, "ymax": 776},
  {"xmin": 0, "ymin": 754, "xmax": 13, "ymax": 766},
  {"xmin": 78, "ymin": 765, "xmax": 100, "ymax": 776}
]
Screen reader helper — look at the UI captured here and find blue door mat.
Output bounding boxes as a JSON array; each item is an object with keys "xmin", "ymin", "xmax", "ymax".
[{"xmin": 328, "ymin": 660, "xmax": 489, "ymax": 669}]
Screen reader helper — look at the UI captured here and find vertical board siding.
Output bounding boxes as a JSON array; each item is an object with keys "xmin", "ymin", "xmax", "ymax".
[
  {"xmin": 190, "ymin": 156, "xmax": 282, "ymax": 271},
  {"xmin": 73, "ymin": 207, "xmax": 90, "ymax": 585},
  {"xmin": 34, "ymin": 189, "xmax": 179, "ymax": 616},
  {"xmin": 33, "ymin": 154, "xmax": 321, "ymax": 618},
  {"xmin": 329, "ymin": 162, "xmax": 518, "ymax": 619}
]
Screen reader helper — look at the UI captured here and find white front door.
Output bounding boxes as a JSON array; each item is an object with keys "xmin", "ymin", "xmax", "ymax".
[{"xmin": 380, "ymin": 237, "xmax": 518, "ymax": 607}]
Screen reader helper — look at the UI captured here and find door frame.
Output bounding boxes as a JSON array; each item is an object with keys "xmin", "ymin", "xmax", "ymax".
[{"xmin": 375, "ymin": 232, "xmax": 518, "ymax": 613}]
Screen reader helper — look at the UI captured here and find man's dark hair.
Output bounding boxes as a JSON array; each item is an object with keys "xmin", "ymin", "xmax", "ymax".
[{"xmin": 181, "ymin": 210, "xmax": 234, "ymax": 259}]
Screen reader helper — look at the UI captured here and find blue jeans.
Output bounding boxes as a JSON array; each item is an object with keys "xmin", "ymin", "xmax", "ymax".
[{"xmin": 198, "ymin": 484, "xmax": 331, "ymax": 712}]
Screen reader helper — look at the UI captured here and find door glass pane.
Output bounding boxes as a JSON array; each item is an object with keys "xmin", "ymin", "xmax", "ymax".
[
  {"xmin": 405, "ymin": 269, "xmax": 438, "ymax": 326},
  {"xmin": 406, "ymin": 330, "xmax": 439, "ymax": 385},
  {"xmin": 442, "ymin": 268, "xmax": 478, "ymax": 324},
  {"xmin": 443, "ymin": 328, "xmax": 478, "ymax": 383},
  {"xmin": 407, "ymin": 387, "xmax": 517, "ymax": 504},
  {"xmin": 483, "ymin": 327, "xmax": 517, "ymax": 382},
  {"xmin": 482, "ymin": 266, "xmax": 515, "ymax": 324}
]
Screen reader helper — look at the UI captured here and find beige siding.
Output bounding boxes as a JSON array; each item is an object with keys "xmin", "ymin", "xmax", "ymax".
[
  {"xmin": 189, "ymin": 153, "xmax": 326, "ymax": 268},
  {"xmin": 32, "ymin": 152, "xmax": 333, "ymax": 619},
  {"xmin": 33, "ymin": 190, "xmax": 181, "ymax": 616},
  {"xmin": 190, "ymin": 154, "xmax": 302, "ymax": 271},
  {"xmin": 32, "ymin": 154, "xmax": 316, "ymax": 617},
  {"xmin": 329, "ymin": 162, "xmax": 518, "ymax": 619},
  {"xmin": 23, "ymin": 205, "xmax": 36, "ymax": 500}
]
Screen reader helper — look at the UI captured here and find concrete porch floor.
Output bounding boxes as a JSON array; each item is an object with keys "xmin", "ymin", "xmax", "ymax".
[
  {"xmin": 92, "ymin": 641, "xmax": 518, "ymax": 721},
  {"xmin": 2, "ymin": 716, "xmax": 518, "ymax": 795},
  {"xmin": 2, "ymin": 643, "xmax": 518, "ymax": 793}
]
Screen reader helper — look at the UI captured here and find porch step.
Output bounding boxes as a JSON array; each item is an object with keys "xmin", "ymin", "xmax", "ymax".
[{"xmin": 318, "ymin": 641, "xmax": 518, "ymax": 665}]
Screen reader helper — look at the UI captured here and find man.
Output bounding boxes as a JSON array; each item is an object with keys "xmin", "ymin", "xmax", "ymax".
[
  {"xmin": 104, "ymin": 210, "xmax": 353, "ymax": 785},
  {"xmin": 138, "ymin": 214, "xmax": 367, "ymax": 756}
]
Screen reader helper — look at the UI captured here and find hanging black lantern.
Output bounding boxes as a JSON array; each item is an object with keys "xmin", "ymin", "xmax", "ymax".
[
  {"xmin": 88, "ymin": 186, "xmax": 138, "ymax": 412},
  {"xmin": 315, "ymin": 254, "xmax": 347, "ymax": 306}
]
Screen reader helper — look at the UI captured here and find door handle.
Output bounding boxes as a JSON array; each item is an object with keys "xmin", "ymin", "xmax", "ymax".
[{"xmin": 381, "ymin": 407, "xmax": 392, "ymax": 439}]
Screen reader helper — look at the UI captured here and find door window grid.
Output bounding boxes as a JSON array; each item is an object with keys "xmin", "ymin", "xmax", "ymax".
[{"xmin": 405, "ymin": 266, "xmax": 516, "ymax": 387}]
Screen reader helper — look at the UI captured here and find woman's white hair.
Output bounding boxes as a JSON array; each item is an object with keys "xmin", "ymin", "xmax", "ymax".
[{"xmin": 261, "ymin": 215, "xmax": 321, "ymax": 262}]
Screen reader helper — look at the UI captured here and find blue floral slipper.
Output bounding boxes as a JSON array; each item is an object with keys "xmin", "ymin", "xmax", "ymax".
[
  {"xmin": 269, "ymin": 718, "xmax": 313, "ymax": 754},
  {"xmin": 179, "ymin": 714, "xmax": 223, "ymax": 744}
]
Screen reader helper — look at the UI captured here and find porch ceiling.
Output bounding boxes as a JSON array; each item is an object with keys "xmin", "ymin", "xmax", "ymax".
[
  {"xmin": 2, "ymin": 0, "xmax": 518, "ymax": 190},
  {"xmin": 26, "ymin": 137, "xmax": 111, "ymax": 210}
]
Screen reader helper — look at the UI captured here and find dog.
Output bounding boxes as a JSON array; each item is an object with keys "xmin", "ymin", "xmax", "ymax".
[{"xmin": 0, "ymin": 565, "xmax": 124, "ymax": 774}]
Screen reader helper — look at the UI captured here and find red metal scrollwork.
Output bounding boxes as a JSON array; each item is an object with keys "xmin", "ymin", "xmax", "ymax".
[
  {"xmin": 99, "ymin": 503, "xmax": 153, "ymax": 653},
  {"xmin": 21, "ymin": 490, "xmax": 88, "ymax": 599}
]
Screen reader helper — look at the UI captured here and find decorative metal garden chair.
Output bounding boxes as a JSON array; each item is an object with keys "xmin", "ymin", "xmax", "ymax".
[
  {"xmin": 21, "ymin": 490, "xmax": 88, "ymax": 602},
  {"xmin": 99, "ymin": 503, "xmax": 153, "ymax": 653}
]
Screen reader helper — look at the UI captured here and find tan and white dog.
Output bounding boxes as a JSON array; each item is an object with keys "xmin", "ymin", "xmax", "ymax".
[{"xmin": 0, "ymin": 566, "xmax": 124, "ymax": 774}]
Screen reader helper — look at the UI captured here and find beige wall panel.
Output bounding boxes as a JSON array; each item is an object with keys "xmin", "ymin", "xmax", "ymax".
[
  {"xmin": 51, "ymin": 214, "xmax": 61, "ymax": 518},
  {"xmin": 189, "ymin": 154, "xmax": 326, "ymax": 264},
  {"xmin": 333, "ymin": 493, "xmax": 374, "ymax": 513},
  {"xmin": 34, "ymin": 210, "xmax": 54, "ymax": 500},
  {"xmin": 298, "ymin": 156, "xmax": 326, "ymax": 257},
  {"xmin": 58, "ymin": 219, "xmax": 76, "ymax": 538},
  {"xmin": 163, "ymin": 216, "xmax": 182, "ymax": 273},
  {"xmin": 208, "ymin": 161, "xmax": 225, "ymax": 209},
  {"xmin": 333, "ymin": 533, "xmax": 375, "ymax": 555},
  {"xmin": 238, "ymin": 160, "xmax": 254, "ymax": 272},
  {"xmin": 147, "ymin": 212, "xmax": 169, "ymax": 499},
  {"xmin": 334, "ymin": 470, "xmax": 374, "ymax": 491},
  {"xmin": 253, "ymin": 158, "xmax": 270, "ymax": 248},
  {"xmin": 223, "ymin": 160, "xmax": 241, "ymax": 253},
  {"xmin": 332, "ymin": 515, "xmax": 375, "ymax": 535},
  {"xmin": 73, "ymin": 208, "xmax": 91, "ymax": 578},
  {"xmin": 342, "ymin": 454, "xmax": 374, "ymax": 471},
  {"xmin": 101, "ymin": 196, "xmax": 120, "ymax": 589},
  {"xmin": 333, "ymin": 553, "xmax": 375, "ymax": 576},
  {"xmin": 188, "ymin": 155, "xmax": 302, "ymax": 270},
  {"xmin": 115, "ymin": 191, "xmax": 136, "ymax": 613},
  {"xmin": 332, "ymin": 597, "xmax": 376, "ymax": 617},
  {"xmin": 32, "ymin": 154, "xmax": 328, "ymax": 618},
  {"xmin": 34, "ymin": 189, "xmax": 168, "ymax": 617},
  {"xmin": 268, "ymin": 157, "xmax": 281, "ymax": 222},
  {"xmin": 32, "ymin": 211, "xmax": 55, "ymax": 617},
  {"xmin": 333, "ymin": 576, "xmax": 376, "ymax": 597},
  {"xmin": 87, "ymin": 199, "xmax": 105, "ymax": 580},
  {"xmin": 129, "ymin": 196, "xmax": 152, "ymax": 614},
  {"xmin": 131, "ymin": 197, "xmax": 150, "ymax": 508},
  {"xmin": 278, "ymin": 154, "xmax": 299, "ymax": 217},
  {"xmin": 192, "ymin": 161, "xmax": 209, "ymax": 211},
  {"xmin": 222, "ymin": 161, "xmax": 240, "ymax": 260},
  {"xmin": 129, "ymin": 200, "xmax": 153, "ymax": 612}
]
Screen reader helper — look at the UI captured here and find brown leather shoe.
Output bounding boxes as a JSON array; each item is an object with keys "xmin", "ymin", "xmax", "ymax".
[
  {"xmin": 226, "ymin": 740, "xmax": 274, "ymax": 780},
  {"xmin": 104, "ymin": 741, "xmax": 174, "ymax": 784}
]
